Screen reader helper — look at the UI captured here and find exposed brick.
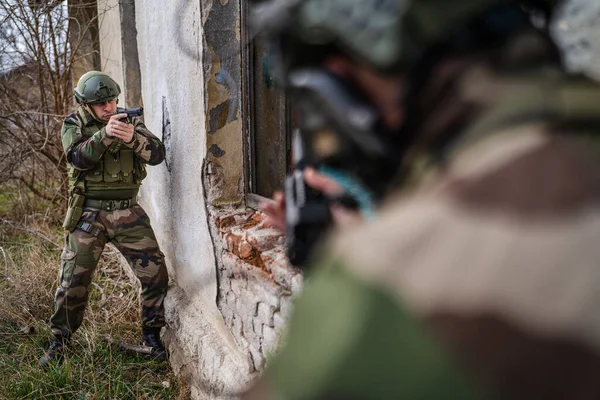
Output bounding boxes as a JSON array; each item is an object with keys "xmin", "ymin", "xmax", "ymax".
[
  {"xmin": 249, "ymin": 345, "xmax": 265, "ymax": 372},
  {"xmin": 238, "ymin": 240, "xmax": 254, "ymax": 259},
  {"xmin": 253, "ymin": 318, "xmax": 262, "ymax": 335},
  {"xmin": 262, "ymin": 325, "xmax": 279, "ymax": 355},
  {"xmin": 242, "ymin": 319, "xmax": 256, "ymax": 344},
  {"xmin": 241, "ymin": 212, "xmax": 263, "ymax": 229},
  {"xmin": 257, "ymin": 302, "xmax": 275, "ymax": 327},
  {"xmin": 216, "ymin": 214, "xmax": 236, "ymax": 229},
  {"xmin": 211, "ymin": 205, "xmax": 305, "ymax": 381},
  {"xmin": 223, "ymin": 231, "xmax": 243, "ymax": 252},
  {"xmin": 230, "ymin": 278, "xmax": 246, "ymax": 296},
  {"xmin": 253, "ymin": 282, "xmax": 281, "ymax": 308},
  {"xmin": 247, "ymin": 228, "xmax": 284, "ymax": 252}
]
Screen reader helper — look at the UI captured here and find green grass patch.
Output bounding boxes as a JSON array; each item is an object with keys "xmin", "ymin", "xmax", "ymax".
[
  {"xmin": 0, "ymin": 203, "xmax": 186, "ymax": 399},
  {"xmin": 0, "ymin": 321, "xmax": 179, "ymax": 399}
]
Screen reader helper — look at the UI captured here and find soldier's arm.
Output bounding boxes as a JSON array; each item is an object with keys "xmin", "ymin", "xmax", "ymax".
[
  {"xmin": 124, "ymin": 118, "xmax": 166, "ymax": 165},
  {"xmin": 245, "ymin": 261, "xmax": 485, "ymax": 400},
  {"xmin": 61, "ymin": 117, "xmax": 114, "ymax": 171}
]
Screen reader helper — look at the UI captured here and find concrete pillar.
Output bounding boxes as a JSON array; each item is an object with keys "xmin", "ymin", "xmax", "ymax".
[
  {"xmin": 97, "ymin": 0, "xmax": 125, "ymax": 105},
  {"xmin": 119, "ymin": 0, "xmax": 144, "ymax": 108},
  {"xmin": 68, "ymin": 0, "xmax": 101, "ymax": 84}
]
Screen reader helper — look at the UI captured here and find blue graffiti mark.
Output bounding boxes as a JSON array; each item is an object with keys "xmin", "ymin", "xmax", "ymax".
[{"xmin": 215, "ymin": 69, "xmax": 238, "ymax": 122}]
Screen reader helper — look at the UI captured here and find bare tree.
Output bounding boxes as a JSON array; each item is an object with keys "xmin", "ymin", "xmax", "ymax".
[{"xmin": 0, "ymin": 0, "xmax": 100, "ymax": 211}]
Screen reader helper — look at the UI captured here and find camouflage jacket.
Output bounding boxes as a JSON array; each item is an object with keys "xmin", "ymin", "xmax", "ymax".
[
  {"xmin": 61, "ymin": 107, "xmax": 165, "ymax": 198},
  {"xmin": 257, "ymin": 70, "xmax": 600, "ymax": 399}
]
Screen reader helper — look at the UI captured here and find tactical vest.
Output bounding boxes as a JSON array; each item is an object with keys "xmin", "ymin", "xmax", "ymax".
[{"xmin": 68, "ymin": 108, "xmax": 147, "ymax": 200}]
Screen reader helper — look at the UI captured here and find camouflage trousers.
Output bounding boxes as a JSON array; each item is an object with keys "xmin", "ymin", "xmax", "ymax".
[{"xmin": 50, "ymin": 205, "xmax": 168, "ymax": 337}]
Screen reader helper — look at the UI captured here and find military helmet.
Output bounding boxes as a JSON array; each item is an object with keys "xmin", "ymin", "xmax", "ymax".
[
  {"xmin": 74, "ymin": 71, "xmax": 121, "ymax": 104},
  {"xmin": 253, "ymin": 0, "xmax": 555, "ymax": 72}
]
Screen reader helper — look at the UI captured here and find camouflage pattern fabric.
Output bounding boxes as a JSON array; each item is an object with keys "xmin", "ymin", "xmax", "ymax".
[
  {"xmin": 254, "ymin": 49, "xmax": 600, "ymax": 398},
  {"xmin": 51, "ymin": 205, "xmax": 168, "ymax": 336},
  {"xmin": 264, "ymin": 262, "xmax": 488, "ymax": 400},
  {"xmin": 50, "ymin": 105, "xmax": 168, "ymax": 338},
  {"xmin": 62, "ymin": 106, "xmax": 165, "ymax": 172},
  {"xmin": 61, "ymin": 107, "xmax": 165, "ymax": 200}
]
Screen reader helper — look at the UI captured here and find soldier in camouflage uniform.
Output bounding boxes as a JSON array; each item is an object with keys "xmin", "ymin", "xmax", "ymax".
[
  {"xmin": 247, "ymin": 0, "xmax": 600, "ymax": 399},
  {"xmin": 40, "ymin": 71, "xmax": 169, "ymax": 367}
]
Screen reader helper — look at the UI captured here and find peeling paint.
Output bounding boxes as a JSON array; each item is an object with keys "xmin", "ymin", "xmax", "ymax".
[
  {"xmin": 203, "ymin": 0, "xmax": 245, "ymax": 206},
  {"xmin": 161, "ymin": 96, "xmax": 172, "ymax": 172},
  {"xmin": 208, "ymin": 143, "xmax": 226, "ymax": 158},
  {"xmin": 208, "ymin": 100, "xmax": 237, "ymax": 134},
  {"xmin": 203, "ymin": 159, "xmax": 225, "ymax": 205}
]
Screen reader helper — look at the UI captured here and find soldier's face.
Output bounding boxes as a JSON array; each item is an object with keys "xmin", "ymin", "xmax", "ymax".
[
  {"xmin": 87, "ymin": 99, "xmax": 117, "ymax": 121},
  {"xmin": 324, "ymin": 55, "xmax": 405, "ymax": 131}
]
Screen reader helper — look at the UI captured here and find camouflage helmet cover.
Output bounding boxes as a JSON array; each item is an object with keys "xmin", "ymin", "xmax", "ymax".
[
  {"xmin": 74, "ymin": 71, "xmax": 121, "ymax": 104},
  {"xmin": 255, "ymin": 0, "xmax": 550, "ymax": 72}
]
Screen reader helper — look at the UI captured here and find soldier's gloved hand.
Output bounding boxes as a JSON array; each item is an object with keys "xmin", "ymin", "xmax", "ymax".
[
  {"xmin": 303, "ymin": 167, "xmax": 363, "ymax": 227},
  {"xmin": 106, "ymin": 113, "xmax": 135, "ymax": 143},
  {"xmin": 261, "ymin": 191, "xmax": 287, "ymax": 231},
  {"xmin": 261, "ymin": 167, "xmax": 362, "ymax": 232}
]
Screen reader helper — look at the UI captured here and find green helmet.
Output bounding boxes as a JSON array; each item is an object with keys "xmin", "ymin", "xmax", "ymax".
[
  {"xmin": 74, "ymin": 71, "xmax": 121, "ymax": 104},
  {"xmin": 253, "ymin": 0, "xmax": 555, "ymax": 72}
]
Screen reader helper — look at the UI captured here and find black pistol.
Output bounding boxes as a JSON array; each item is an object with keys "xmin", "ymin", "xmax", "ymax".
[
  {"xmin": 108, "ymin": 107, "xmax": 144, "ymax": 154},
  {"xmin": 116, "ymin": 106, "xmax": 143, "ymax": 123}
]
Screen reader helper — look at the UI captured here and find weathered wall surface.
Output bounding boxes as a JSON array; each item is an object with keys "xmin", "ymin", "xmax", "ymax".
[
  {"xmin": 198, "ymin": 0, "xmax": 303, "ymax": 386},
  {"xmin": 125, "ymin": 0, "xmax": 300, "ymax": 397},
  {"xmin": 134, "ymin": 0, "xmax": 214, "ymax": 310},
  {"xmin": 132, "ymin": 0, "xmax": 255, "ymax": 396},
  {"xmin": 210, "ymin": 207, "xmax": 301, "ymax": 374}
]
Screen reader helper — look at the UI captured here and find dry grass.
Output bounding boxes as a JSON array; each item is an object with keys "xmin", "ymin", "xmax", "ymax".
[{"xmin": 0, "ymin": 195, "xmax": 187, "ymax": 399}]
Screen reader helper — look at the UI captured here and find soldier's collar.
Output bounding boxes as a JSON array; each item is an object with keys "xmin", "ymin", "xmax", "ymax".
[
  {"xmin": 457, "ymin": 67, "xmax": 600, "ymax": 143},
  {"xmin": 397, "ymin": 67, "xmax": 600, "ymax": 182},
  {"xmin": 410, "ymin": 65, "xmax": 600, "ymax": 152},
  {"xmin": 78, "ymin": 106, "xmax": 106, "ymax": 127}
]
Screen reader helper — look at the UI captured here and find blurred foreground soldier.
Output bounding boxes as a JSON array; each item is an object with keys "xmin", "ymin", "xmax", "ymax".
[
  {"xmin": 247, "ymin": 0, "xmax": 600, "ymax": 398},
  {"xmin": 40, "ymin": 71, "xmax": 168, "ymax": 368}
]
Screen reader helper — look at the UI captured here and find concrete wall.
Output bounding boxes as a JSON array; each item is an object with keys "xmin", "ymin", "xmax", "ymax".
[
  {"xmin": 94, "ymin": 0, "xmax": 301, "ymax": 397},
  {"xmin": 133, "ymin": 1, "xmax": 253, "ymax": 396}
]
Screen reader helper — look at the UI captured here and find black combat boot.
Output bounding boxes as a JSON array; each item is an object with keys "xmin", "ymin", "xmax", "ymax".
[
  {"xmin": 141, "ymin": 327, "xmax": 167, "ymax": 362},
  {"xmin": 39, "ymin": 334, "xmax": 70, "ymax": 369}
]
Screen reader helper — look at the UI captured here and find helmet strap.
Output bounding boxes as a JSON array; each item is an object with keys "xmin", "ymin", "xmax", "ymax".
[{"xmin": 83, "ymin": 103, "xmax": 104, "ymax": 123}]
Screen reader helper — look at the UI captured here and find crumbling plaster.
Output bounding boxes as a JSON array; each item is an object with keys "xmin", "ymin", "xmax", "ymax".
[
  {"xmin": 97, "ymin": 0, "xmax": 302, "ymax": 397},
  {"xmin": 203, "ymin": 0, "xmax": 245, "ymax": 206},
  {"xmin": 132, "ymin": 0, "xmax": 283, "ymax": 396},
  {"xmin": 134, "ymin": 0, "xmax": 215, "ymax": 301}
]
